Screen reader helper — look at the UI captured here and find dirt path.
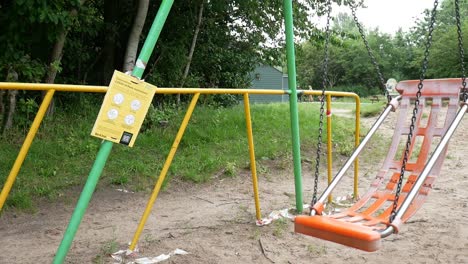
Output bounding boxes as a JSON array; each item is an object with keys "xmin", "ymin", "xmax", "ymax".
[{"xmin": 0, "ymin": 110, "xmax": 467, "ymax": 264}]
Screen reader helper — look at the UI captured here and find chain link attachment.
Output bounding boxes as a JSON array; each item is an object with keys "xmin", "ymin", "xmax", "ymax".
[
  {"xmin": 349, "ymin": 3, "xmax": 391, "ymax": 104},
  {"xmin": 389, "ymin": 0, "xmax": 439, "ymax": 223},
  {"xmin": 311, "ymin": 0, "xmax": 332, "ymax": 211},
  {"xmin": 455, "ymin": 0, "xmax": 467, "ymax": 102}
]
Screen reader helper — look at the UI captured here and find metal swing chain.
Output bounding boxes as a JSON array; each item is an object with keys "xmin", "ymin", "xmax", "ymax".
[
  {"xmin": 455, "ymin": 0, "xmax": 468, "ymax": 101},
  {"xmin": 350, "ymin": 4, "xmax": 391, "ymax": 103},
  {"xmin": 311, "ymin": 0, "xmax": 332, "ymax": 207},
  {"xmin": 389, "ymin": 0, "xmax": 439, "ymax": 223}
]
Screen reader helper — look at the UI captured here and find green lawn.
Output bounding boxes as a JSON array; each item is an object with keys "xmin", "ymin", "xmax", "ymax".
[{"xmin": 0, "ymin": 100, "xmax": 382, "ymax": 209}]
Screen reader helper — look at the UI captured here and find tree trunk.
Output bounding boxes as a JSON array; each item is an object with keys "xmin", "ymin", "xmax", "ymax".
[
  {"xmin": 44, "ymin": 31, "xmax": 67, "ymax": 85},
  {"xmin": 2, "ymin": 68, "xmax": 18, "ymax": 133},
  {"xmin": 0, "ymin": 90, "xmax": 5, "ymax": 134},
  {"xmin": 177, "ymin": 0, "xmax": 205, "ymax": 104},
  {"xmin": 43, "ymin": 30, "xmax": 67, "ymax": 116},
  {"xmin": 123, "ymin": 0, "xmax": 149, "ymax": 73},
  {"xmin": 0, "ymin": 90, "xmax": 4, "ymax": 119},
  {"xmin": 4, "ymin": 90, "xmax": 18, "ymax": 131},
  {"xmin": 43, "ymin": 1, "xmax": 86, "ymax": 116}
]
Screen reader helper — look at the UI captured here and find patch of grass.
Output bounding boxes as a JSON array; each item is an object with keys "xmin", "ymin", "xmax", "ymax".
[
  {"xmin": 257, "ymin": 163, "xmax": 271, "ymax": 177},
  {"xmin": 92, "ymin": 238, "xmax": 119, "ymax": 264},
  {"xmin": 272, "ymin": 218, "xmax": 288, "ymax": 237},
  {"xmin": 100, "ymin": 239, "xmax": 119, "ymax": 254},
  {"xmin": 275, "ymin": 154, "xmax": 292, "ymax": 170},
  {"xmin": 1, "ymin": 101, "xmax": 361, "ymax": 209},
  {"xmin": 110, "ymin": 175, "xmax": 129, "ymax": 185},
  {"xmin": 358, "ymin": 101, "xmax": 386, "ymax": 117},
  {"xmin": 223, "ymin": 162, "xmax": 238, "ymax": 177},
  {"xmin": 336, "ymin": 140, "xmax": 355, "ymax": 156},
  {"xmin": 307, "ymin": 244, "xmax": 327, "ymax": 256},
  {"xmin": 5, "ymin": 191, "xmax": 33, "ymax": 210}
]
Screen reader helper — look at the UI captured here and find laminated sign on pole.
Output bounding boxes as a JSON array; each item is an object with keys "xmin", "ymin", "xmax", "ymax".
[{"xmin": 91, "ymin": 71, "xmax": 156, "ymax": 147}]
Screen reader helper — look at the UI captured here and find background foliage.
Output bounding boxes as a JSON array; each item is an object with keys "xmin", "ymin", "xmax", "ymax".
[
  {"xmin": 0, "ymin": 0, "xmax": 467, "ymax": 208},
  {"xmin": 0, "ymin": 0, "xmax": 465, "ymax": 106},
  {"xmin": 296, "ymin": 0, "xmax": 468, "ymax": 97}
]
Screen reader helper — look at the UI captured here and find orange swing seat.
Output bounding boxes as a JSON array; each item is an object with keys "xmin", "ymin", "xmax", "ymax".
[{"xmin": 295, "ymin": 78, "xmax": 464, "ymax": 252}]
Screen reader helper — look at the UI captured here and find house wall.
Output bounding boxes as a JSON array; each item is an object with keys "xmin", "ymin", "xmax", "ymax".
[
  {"xmin": 249, "ymin": 65, "xmax": 288, "ymax": 104},
  {"xmin": 282, "ymin": 74, "xmax": 289, "ymax": 102}
]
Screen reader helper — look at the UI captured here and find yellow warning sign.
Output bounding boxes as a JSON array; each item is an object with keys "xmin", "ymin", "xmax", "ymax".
[{"xmin": 91, "ymin": 70, "xmax": 156, "ymax": 147}]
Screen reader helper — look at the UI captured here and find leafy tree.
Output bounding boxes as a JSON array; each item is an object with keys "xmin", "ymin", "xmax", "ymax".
[
  {"xmin": 0, "ymin": 0, "xmax": 84, "ymax": 129},
  {"xmin": 142, "ymin": 0, "xmax": 317, "ymax": 106},
  {"xmin": 409, "ymin": 0, "xmax": 468, "ymax": 79},
  {"xmin": 296, "ymin": 0, "xmax": 468, "ymax": 98},
  {"xmin": 297, "ymin": 11, "xmax": 391, "ymax": 96},
  {"xmin": 9, "ymin": 0, "xmax": 465, "ymax": 129},
  {"xmin": 427, "ymin": 20, "xmax": 468, "ymax": 78}
]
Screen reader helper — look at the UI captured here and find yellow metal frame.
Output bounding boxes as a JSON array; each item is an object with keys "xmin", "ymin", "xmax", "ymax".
[
  {"xmin": 302, "ymin": 91, "xmax": 361, "ymax": 201},
  {"xmin": 243, "ymin": 94, "xmax": 262, "ymax": 220},
  {"xmin": 130, "ymin": 93, "xmax": 201, "ymax": 249},
  {"xmin": 0, "ymin": 89, "xmax": 55, "ymax": 208},
  {"xmin": 0, "ymin": 82, "xmax": 361, "ymax": 248}
]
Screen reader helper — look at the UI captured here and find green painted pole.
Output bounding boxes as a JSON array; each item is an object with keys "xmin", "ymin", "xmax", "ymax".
[
  {"xmin": 52, "ymin": 141, "xmax": 113, "ymax": 263},
  {"xmin": 53, "ymin": 1, "xmax": 175, "ymax": 263},
  {"xmin": 283, "ymin": 0, "xmax": 303, "ymax": 213},
  {"xmin": 132, "ymin": 0, "xmax": 174, "ymax": 78}
]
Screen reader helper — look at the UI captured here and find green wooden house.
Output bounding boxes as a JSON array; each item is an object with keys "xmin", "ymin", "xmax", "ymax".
[{"xmin": 249, "ymin": 65, "xmax": 288, "ymax": 104}]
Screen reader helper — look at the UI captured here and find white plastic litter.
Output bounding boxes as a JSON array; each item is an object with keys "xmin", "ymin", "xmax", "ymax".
[
  {"xmin": 134, "ymin": 249, "xmax": 189, "ymax": 264},
  {"xmin": 334, "ymin": 195, "xmax": 354, "ymax": 204},
  {"xmin": 111, "ymin": 244, "xmax": 139, "ymax": 263},
  {"xmin": 116, "ymin": 188, "xmax": 135, "ymax": 193},
  {"xmin": 134, "ymin": 254, "xmax": 170, "ymax": 264},
  {"xmin": 111, "ymin": 247, "xmax": 188, "ymax": 264},
  {"xmin": 256, "ymin": 204, "xmax": 310, "ymax": 226}
]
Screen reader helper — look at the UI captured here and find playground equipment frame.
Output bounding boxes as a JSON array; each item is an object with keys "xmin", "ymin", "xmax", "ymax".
[
  {"xmin": 0, "ymin": 0, "xmax": 361, "ymax": 261},
  {"xmin": 0, "ymin": 83, "xmax": 361, "ymax": 216}
]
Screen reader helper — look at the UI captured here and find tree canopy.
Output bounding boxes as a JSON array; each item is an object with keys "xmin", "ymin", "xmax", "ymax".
[
  {"xmin": 296, "ymin": 0, "xmax": 468, "ymax": 97},
  {"xmin": 0, "ymin": 0, "xmax": 467, "ymax": 130}
]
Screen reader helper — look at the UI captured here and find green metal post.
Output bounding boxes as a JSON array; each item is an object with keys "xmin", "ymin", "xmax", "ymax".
[
  {"xmin": 132, "ymin": 0, "xmax": 174, "ymax": 77},
  {"xmin": 283, "ymin": 0, "xmax": 303, "ymax": 213},
  {"xmin": 53, "ymin": 1, "xmax": 175, "ymax": 263},
  {"xmin": 52, "ymin": 141, "xmax": 113, "ymax": 263}
]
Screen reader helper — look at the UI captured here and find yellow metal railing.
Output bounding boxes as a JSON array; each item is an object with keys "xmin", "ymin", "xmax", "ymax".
[
  {"xmin": 301, "ymin": 91, "xmax": 361, "ymax": 201},
  {"xmin": 0, "ymin": 82, "xmax": 361, "ymax": 249},
  {"xmin": 0, "ymin": 89, "xmax": 55, "ymax": 209}
]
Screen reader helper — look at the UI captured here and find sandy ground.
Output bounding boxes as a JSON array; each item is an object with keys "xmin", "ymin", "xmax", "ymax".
[{"xmin": 0, "ymin": 107, "xmax": 467, "ymax": 264}]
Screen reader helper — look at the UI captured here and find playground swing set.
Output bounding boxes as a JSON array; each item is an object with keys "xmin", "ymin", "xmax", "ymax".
[
  {"xmin": 296, "ymin": 0, "xmax": 468, "ymax": 252},
  {"xmin": 0, "ymin": 0, "xmax": 466, "ymax": 262}
]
